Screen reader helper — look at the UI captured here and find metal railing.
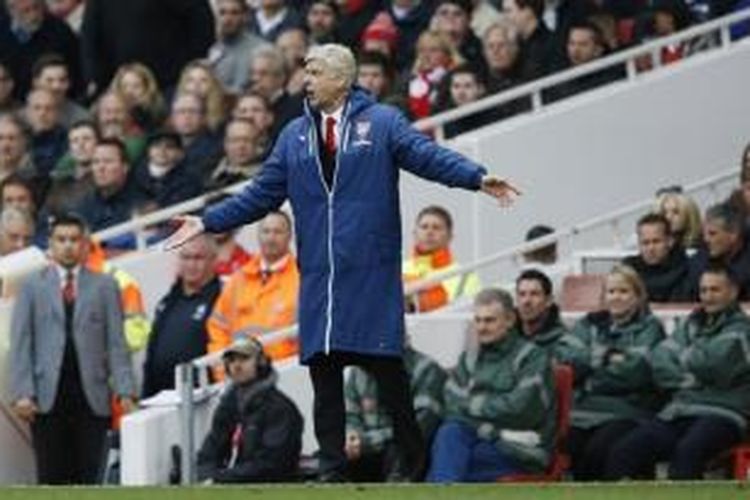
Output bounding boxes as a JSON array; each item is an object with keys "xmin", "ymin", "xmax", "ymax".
[{"xmin": 414, "ymin": 8, "xmax": 750, "ymax": 140}]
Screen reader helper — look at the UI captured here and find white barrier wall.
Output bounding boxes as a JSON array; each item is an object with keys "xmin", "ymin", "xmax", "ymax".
[{"xmin": 399, "ymin": 41, "xmax": 750, "ymax": 284}]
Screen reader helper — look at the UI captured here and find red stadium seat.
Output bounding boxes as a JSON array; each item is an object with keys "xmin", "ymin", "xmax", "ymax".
[
  {"xmin": 560, "ymin": 274, "xmax": 606, "ymax": 313},
  {"xmin": 498, "ymin": 364, "xmax": 574, "ymax": 482}
]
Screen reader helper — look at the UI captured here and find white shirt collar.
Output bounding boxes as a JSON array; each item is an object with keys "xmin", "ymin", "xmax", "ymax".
[
  {"xmin": 321, "ymin": 105, "xmax": 344, "ymax": 124},
  {"xmin": 256, "ymin": 8, "xmax": 287, "ymax": 36},
  {"xmin": 55, "ymin": 263, "xmax": 81, "ymax": 287}
]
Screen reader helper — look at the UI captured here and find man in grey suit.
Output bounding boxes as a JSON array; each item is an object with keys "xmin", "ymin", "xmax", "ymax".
[{"xmin": 9, "ymin": 213, "xmax": 136, "ymax": 484}]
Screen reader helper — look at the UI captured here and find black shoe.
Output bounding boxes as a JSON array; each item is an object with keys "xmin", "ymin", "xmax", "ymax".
[{"xmin": 317, "ymin": 469, "xmax": 348, "ymax": 483}]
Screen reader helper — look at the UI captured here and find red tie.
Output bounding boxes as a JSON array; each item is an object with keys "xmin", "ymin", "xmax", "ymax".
[
  {"xmin": 325, "ymin": 116, "xmax": 336, "ymax": 156},
  {"xmin": 62, "ymin": 270, "xmax": 75, "ymax": 304}
]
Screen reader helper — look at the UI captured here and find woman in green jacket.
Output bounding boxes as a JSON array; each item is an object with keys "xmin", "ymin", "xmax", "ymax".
[{"xmin": 557, "ymin": 265, "xmax": 665, "ymax": 480}]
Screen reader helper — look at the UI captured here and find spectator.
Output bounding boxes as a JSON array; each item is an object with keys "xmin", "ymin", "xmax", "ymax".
[
  {"xmin": 76, "ymin": 138, "xmax": 138, "ymax": 237},
  {"xmin": 543, "ymin": 21, "xmax": 625, "ymax": 104},
  {"xmin": 23, "ymin": 87, "xmax": 67, "ymax": 176},
  {"xmin": 142, "ymin": 234, "xmax": 221, "ymax": 397},
  {"xmin": 209, "ymin": 0, "xmax": 271, "ymax": 96},
  {"xmin": 176, "ymin": 60, "xmax": 228, "ymax": 132},
  {"xmin": 427, "ymin": 288, "xmax": 556, "ymax": 481},
  {"xmin": 207, "ymin": 211, "xmax": 300, "ymax": 362},
  {"xmin": 503, "ymin": 0, "xmax": 553, "ymax": 80},
  {"xmin": 332, "ymin": 0, "xmax": 382, "ymax": 49},
  {"xmin": 386, "ymin": 0, "xmax": 435, "ymax": 73},
  {"xmin": 248, "ymin": 0, "xmax": 303, "ymax": 42},
  {"xmin": 45, "ymin": 119, "xmax": 97, "ymax": 215},
  {"xmin": 205, "ymin": 118, "xmax": 263, "ymax": 192},
  {"xmin": 249, "ymin": 46, "xmax": 303, "ymax": 141},
  {"xmin": 440, "ymin": 64, "xmax": 497, "ymax": 138},
  {"xmin": 0, "ymin": 206, "xmax": 34, "ymax": 256},
  {"xmin": 81, "ymin": 0, "xmax": 214, "ymax": 93},
  {"xmin": 170, "ymin": 92, "xmax": 223, "ymax": 180},
  {"xmin": 275, "ymin": 27, "xmax": 308, "ymax": 96},
  {"xmin": 9, "ymin": 213, "xmax": 135, "ymax": 484},
  {"xmin": 482, "ymin": 20, "xmax": 526, "ymax": 94},
  {"xmin": 213, "ymin": 232, "xmax": 252, "ymax": 278},
  {"xmin": 0, "ymin": 0, "xmax": 82, "ymax": 99},
  {"xmin": 360, "ymin": 11, "xmax": 399, "ymax": 62},
  {"xmin": 522, "ymin": 224, "xmax": 557, "ymax": 265},
  {"xmin": 408, "ymin": 30, "xmax": 462, "ymax": 119},
  {"xmin": 31, "ymin": 53, "xmax": 89, "ymax": 128},
  {"xmin": 0, "ymin": 172, "xmax": 46, "ymax": 246},
  {"xmin": 132, "ymin": 130, "xmax": 201, "ymax": 210},
  {"xmin": 46, "ymin": 0, "xmax": 84, "ymax": 32},
  {"xmin": 623, "ymin": 213, "xmax": 691, "ymax": 302},
  {"xmin": 403, "ymin": 205, "xmax": 481, "ymax": 313},
  {"xmin": 556, "ymin": 265, "xmax": 666, "ymax": 480},
  {"xmin": 515, "ymin": 269, "xmax": 567, "ymax": 351},
  {"xmin": 0, "ymin": 61, "xmax": 20, "ymax": 114},
  {"xmin": 431, "ymin": 0, "xmax": 486, "ymax": 75},
  {"xmin": 654, "ymin": 190, "xmax": 703, "ymax": 250},
  {"xmin": 606, "ymin": 264, "xmax": 750, "ymax": 480},
  {"xmin": 727, "ymin": 141, "xmax": 750, "ymax": 231},
  {"xmin": 0, "ymin": 113, "xmax": 36, "ymax": 183},
  {"xmin": 687, "ymin": 202, "xmax": 750, "ymax": 300},
  {"xmin": 306, "ymin": 1, "xmax": 339, "ymax": 45},
  {"xmin": 92, "ymin": 91, "xmax": 146, "ymax": 163},
  {"xmin": 357, "ymin": 50, "xmax": 403, "ymax": 112},
  {"xmin": 232, "ymin": 91, "xmax": 275, "ymax": 156},
  {"xmin": 196, "ymin": 338, "xmax": 304, "ymax": 483},
  {"xmin": 108, "ymin": 63, "xmax": 166, "ymax": 133},
  {"xmin": 638, "ymin": 0, "xmax": 696, "ymax": 65},
  {"xmin": 345, "ymin": 343, "xmax": 446, "ymax": 482}
]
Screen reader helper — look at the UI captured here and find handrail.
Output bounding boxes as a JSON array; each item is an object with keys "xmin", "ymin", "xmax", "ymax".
[{"xmin": 413, "ymin": 7, "xmax": 750, "ymax": 134}]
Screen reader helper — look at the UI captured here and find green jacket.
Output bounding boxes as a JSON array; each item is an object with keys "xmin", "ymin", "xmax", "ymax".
[
  {"xmin": 652, "ymin": 303, "xmax": 750, "ymax": 433},
  {"xmin": 345, "ymin": 347, "xmax": 446, "ymax": 455},
  {"xmin": 444, "ymin": 331, "xmax": 556, "ymax": 472},
  {"xmin": 522, "ymin": 304, "xmax": 568, "ymax": 355},
  {"xmin": 557, "ymin": 310, "xmax": 665, "ymax": 429}
]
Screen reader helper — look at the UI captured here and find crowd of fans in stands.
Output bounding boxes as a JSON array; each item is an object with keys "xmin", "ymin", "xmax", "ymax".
[
  {"xmin": 3, "ymin": 0, "xmax": 750, "ymax": 486},
  {"xmin": 1, "ymin": 0, "xmax": 748, "ymax": 253}
]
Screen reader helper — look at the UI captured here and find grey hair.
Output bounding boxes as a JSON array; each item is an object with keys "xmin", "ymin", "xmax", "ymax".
[
  {"xmin": 705, "ymin": 202, "xmax": 744, "ymax": 234},
  {"xmin": 474, "ymin": 287, "xmax": 514, "ymax": 312},
  {"xmin": 253, "ymin": 46, "xmax": 288, "ymax": 80},
  {"xmin": 0, "ymin": 207, "xmax": 35, "ymax": 234},
  {"xmin": 483, "ymin": 19, "xmax": 521, "ymax": 48},
  {"xmin": 305, "ymin": 44, "xmax": 357, "ymax": 88}
]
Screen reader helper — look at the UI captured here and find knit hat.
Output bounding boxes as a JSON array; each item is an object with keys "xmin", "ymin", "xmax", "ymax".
[{"xmin": 361, "ymin": 12, "xmax": 399, "ymax": 52}]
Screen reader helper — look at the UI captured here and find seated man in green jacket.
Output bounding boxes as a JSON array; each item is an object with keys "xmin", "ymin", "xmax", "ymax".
[
  {"xmin": 606, "ymin": 264, "xmax": 750, "ymax": 480},
  {"xmin": 427, "ymin": 288, "xmax": 557, "ymax": 482},
  {"xmin": 344, "ymin": 342, "xmax": 446, "ymax": 481}
]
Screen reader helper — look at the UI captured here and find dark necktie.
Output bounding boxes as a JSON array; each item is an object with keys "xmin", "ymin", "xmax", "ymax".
[
  {"xmin": 325, "ymin": 116, "xmax": 337, "ymax": 156},
  {"xmin": 62, "ymin": 270, "xmax": 75, "ymax": 304}
]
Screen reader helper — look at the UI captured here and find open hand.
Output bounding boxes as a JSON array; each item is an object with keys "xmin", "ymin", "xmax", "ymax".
[
  {"xmin": 480, "ymin": 176, "xmax": 521, "ymax": 207},
  {"xmin": 162, "ymin": 215, "xmax": 205, "ymax": 251},
  {"xmin": 13, "ymin": 398, "xmax": 38, "ymax": 423}
]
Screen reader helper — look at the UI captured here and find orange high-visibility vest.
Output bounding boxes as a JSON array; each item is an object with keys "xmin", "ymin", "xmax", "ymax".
[{"xmin": 207, "ymin": 253, "xmax": 300, "ymax": 362}]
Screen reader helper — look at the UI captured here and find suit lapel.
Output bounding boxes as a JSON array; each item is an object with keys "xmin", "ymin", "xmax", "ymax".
[{"xmin": 45, "ymin": 266, "xmax": 65, "ymax": 323}]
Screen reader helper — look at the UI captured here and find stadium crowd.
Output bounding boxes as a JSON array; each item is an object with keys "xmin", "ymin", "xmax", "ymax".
[{"xmin": 2, "ymin": 0, "xmax": 750, "ymax": 486}]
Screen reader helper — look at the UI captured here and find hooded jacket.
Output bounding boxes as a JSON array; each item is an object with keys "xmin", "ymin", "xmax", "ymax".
[{"xmin": 202, "ymin": 87, "xmax": 486, "ymax": 363}]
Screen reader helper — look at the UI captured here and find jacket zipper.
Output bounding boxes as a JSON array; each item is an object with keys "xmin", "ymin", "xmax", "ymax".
[{"xmin": 310, "ymin": 108, "xmax": 350, "ymax": 354}]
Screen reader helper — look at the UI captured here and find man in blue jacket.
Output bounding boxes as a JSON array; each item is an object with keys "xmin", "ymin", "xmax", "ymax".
[{"xmin": 164, "ymin": 43, "xmax": 519, "ymax": 482}]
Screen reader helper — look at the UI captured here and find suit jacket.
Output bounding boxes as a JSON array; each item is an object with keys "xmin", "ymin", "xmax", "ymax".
[{"xmin": 10, "ymin": 266, "xmax": 135, "ymax": 416}]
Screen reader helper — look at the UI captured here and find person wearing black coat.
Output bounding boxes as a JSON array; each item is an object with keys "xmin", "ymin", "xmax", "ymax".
[
  {"xmin": 197, "ymin": 339, "xmax": 304, "ymax": 483},
  {"xmin": 81, "ymin": 0, "xmax": 214, "ymax": 94}
]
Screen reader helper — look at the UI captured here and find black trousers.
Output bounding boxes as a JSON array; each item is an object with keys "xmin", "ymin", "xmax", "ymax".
[
  {"xmin": 31, "ymin": 328, "xmax": 110, "ymax": 485},
  {"xmin": 567, "ymin": 419, "xmax": 639, "ymax": 481},
  {"xmin": 308, "ymin": 351, "xmax": 425, "ymax": 480},
  {"xmin": 604, "ymin": 416, "xmax": 742, "ymax": 480}
]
